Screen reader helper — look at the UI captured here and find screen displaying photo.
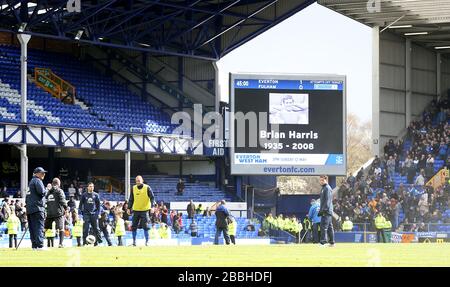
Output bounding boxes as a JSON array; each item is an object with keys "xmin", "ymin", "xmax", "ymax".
[{"xmin": 269, "ymin": 93, "xmax": 309, "ymax": 124}]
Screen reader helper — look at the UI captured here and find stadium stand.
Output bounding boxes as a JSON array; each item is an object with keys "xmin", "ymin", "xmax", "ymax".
[
  {"xmin": 0, "ymin": 44, "xmax": 176, "ymax": 134},
  {"xmin": 143, "ymin": 176, "xmax": 231, "ymax": 202},
  {"xmin": 334, "ymin": 97, "xmax": 450, "ymax": 232},
  {"xmin": 95, "ymin": 176, "xmax": 234, "ymax": 203},
  {"xmin": 0, "ymin": 43, "xmax": 244, "ymax": 246}
]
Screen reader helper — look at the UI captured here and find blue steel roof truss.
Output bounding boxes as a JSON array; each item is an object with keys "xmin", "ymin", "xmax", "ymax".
[
  {"xmin": 0, "ymin": 0, "xmax": 315, "ymax": 60},
  {"xmin": 0, "ymin": 123, "xmax": 204, "ymax": 154}
]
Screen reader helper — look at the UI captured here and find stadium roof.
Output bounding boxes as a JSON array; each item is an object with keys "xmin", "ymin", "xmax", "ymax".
[
  {"xmin": 319, "ymin": 0, "xmax": 450, "ymax": 53},
  {"xmin": 0, "ymin": 0, "xmax": 315, "ymax": 61}
]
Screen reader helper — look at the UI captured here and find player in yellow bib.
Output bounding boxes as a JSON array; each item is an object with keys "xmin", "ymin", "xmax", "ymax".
[{"xmin": 128, "ymin": 175, "xmax": 156, "ymax": 246}]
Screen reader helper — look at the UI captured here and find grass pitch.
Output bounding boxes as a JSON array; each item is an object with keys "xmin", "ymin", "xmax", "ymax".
[{"xmin": 1, "ymin": 243, "xmax": 450, "ymax": 267}]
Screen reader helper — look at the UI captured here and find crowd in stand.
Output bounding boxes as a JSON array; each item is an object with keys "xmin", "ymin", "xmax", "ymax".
[
  {"xmin": 0, "ymin": 198, "xmax": 27, "ymax": 231},
  {"xmin": 333, "ymin": 98, "xmax": 450, "ymax": 232}
]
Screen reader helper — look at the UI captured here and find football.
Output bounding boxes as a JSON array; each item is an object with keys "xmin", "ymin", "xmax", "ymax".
[{"xmin": 86, "ymin": 235, "xmax": 96, "ymax": 245}]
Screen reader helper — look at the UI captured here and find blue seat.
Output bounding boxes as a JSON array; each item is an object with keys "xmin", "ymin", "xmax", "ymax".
[{"xmin": 1, "ymin": 44, "xmax": 177, "ymax": 135}]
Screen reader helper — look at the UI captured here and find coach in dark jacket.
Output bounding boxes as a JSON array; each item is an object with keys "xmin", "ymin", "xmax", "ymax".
[
  {"xmin": 318, "ymin": 175, "xmax": 335, "ymax": 246},
  {"xmin": 26, "ymin": 167, "xmax": 47, "ymax": 250},
  {"xmin": 45, "ymin": 178, "xmax": 68, "ymax": 248},
  {"xmin": 213, "ymin": 200, "xmax": 231, "ymax": 245}
]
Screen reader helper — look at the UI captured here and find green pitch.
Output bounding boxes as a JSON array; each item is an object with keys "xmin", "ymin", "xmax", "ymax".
[{"xmin": 1, "ymin": 243, "xmax": 450, "ymax": 267}]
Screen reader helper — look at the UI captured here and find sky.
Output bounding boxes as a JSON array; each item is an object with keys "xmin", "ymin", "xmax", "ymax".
[{"xmin": 216, "ymin": 2, "xmax": 373, "ymax": 122}]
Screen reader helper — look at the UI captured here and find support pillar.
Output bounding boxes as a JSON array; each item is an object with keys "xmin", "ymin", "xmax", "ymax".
[
  {"xmin": 213, "ymin": 62, "xmax": 220, "ymax": 113},
  {"xmin": 405, "ymin": 39, "xmax": 412, "ymax": 128},
  {"xmin": 251, "ymin": 186, "xmax": 255, "ymax": 219},
  {"xmin": 125, "ymin": 151, "xmax": 131, "ymax": 200},
  {"xmin": 236, "ymin": 176, "xmax": 242, "ymax": 199},
  {"xmin": 437, "ymin": 53, "xmax": 442, "ymax": 101},
  {"xmin": 372, "ymin": 26, "xmax": 380, "ymax": 156},
  {"xmin": 18, "ymin": 33, "xmax": 31, "ymax": 198}
]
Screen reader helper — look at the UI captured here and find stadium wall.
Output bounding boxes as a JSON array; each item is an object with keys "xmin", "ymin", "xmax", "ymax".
[
  {"xmin": 441, "ymin": 55, "xmax": 450, "ymax": 97},
  {"xmin": 1, "ymin": 145, "xmax": 215, "ymax": 180},
  {"xmin": 241, "ymin": 176, "xmax": 278, "ymax": 215},
  {"xmin": 275, "ymin": 194, "xmax": 318, "ymax": 219},
  {"xmin": 242, "ymin": 176, "xmax": 276, "ymax": 190},
  {"xmin": 27, "ymin": 158, "xmax": 215, "ymax": 177},
  {"xmin": 85, "ymin": 47, "xmax": 216, "ymax": 110},
  {"xmin": 149, "ymin": 55, "xmax": 216, "ymax": 105},
  {"xmin": 85, "ymin": 47, "xmax": 179, "ymax": 109},
  {"xmin": 374, "ymin": 30, "xmax": 445, "ymax": 155}
]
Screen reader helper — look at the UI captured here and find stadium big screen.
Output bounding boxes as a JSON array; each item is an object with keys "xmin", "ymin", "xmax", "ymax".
[{"xmin": 230, "ymin": 73, "xmax": 346, "ymax": 175}]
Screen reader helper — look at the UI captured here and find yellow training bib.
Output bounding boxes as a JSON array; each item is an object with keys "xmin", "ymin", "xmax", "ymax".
[{"xmin": 132, "ymin": 184, "xmax": 151, "ymax": 211}]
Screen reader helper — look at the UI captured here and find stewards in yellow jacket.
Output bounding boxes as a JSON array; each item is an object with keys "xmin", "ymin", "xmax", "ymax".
[
  {"xmin": 228, "ymin": 216, "xmax": 237, "ymax": 245},
  {"xmin": 7, "ymin": 207, "xmax": 20, "ymax": 248},
  {"xmin": 342, "ymin": 217, "xmax": 354, "ymax": 232},
  {"xmin": 374, "ymin": 212, "xmax": 387, "ymax": 243}
]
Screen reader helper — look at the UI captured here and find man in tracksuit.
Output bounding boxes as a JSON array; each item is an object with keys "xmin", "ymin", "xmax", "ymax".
[
  {"xmin": 308, "ymin": 199, "xmax": 321, "ymax": 243},
  {"xmin": 26, "ymin": 167, "xmax": 48, "ymax": 250},
  {"xmin": 45, "ymin": 178, "xmax": 68, "ymax": 248},
  {"xmin": 128, "ymin": 175, "xmax": 156, "ymax": 246},
  {"xmin": 318, "ymin": 175, "xmax": 335, "ymax": 247},
  {"xmin": 79, "ymin": 182, "xmax": 102, "ymax": 246}
]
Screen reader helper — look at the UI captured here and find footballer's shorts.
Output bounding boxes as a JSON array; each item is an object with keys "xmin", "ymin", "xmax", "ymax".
[
  {"xmin": 132, "ymin": 211, "xmax": 150, "ymax": 230},
  {"xmin": 44, "ymin": 216, "xmax": 65, "ymax": 231}
]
